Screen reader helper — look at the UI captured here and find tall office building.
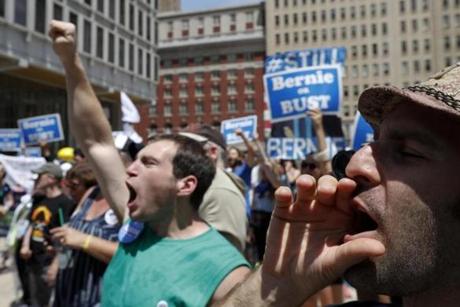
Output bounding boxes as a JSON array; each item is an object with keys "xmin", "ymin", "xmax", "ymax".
[
  {"xmin": 0, "ymin": 0, "xmax": 159, "ymax": 143},
  {"xmin": 265, "ymin": 0, "xmax": 460, "ymax": 136},
  {"xmin": 153, "ymin": 2, "xmax": 266, "ymax": 136},
  {"xmin": 158, "ymin": 0, "xmax": 180, "ymax": 13}
]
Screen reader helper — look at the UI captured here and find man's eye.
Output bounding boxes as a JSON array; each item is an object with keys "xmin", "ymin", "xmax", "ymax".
[{"xmin": 399, "ymin": 148, "xmax": 424, "ymax": 159}]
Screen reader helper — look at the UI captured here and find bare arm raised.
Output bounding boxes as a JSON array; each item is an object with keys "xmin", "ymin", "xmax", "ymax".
[
  {"xmin": 49, "ymin": 20, "xmax": 128, "ymax": 222},
  {"xmin": 215, "ymin": 175, "xmax": 385, "ymax": 306}
]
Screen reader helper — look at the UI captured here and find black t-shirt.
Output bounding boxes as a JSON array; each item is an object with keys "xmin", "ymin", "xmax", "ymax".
[{"xmin": 29, "ymin": 193, "xmax": 75, "ymax": 263}]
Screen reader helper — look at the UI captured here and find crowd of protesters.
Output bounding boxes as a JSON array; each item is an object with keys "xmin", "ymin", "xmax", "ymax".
[{"xmin": 2, "ymin": 18, "xmax": 460, "ymax": 307}]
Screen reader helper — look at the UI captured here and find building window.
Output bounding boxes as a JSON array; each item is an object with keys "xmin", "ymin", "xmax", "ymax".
[
  {"xmin": 445, "ymin": 36, "xmax": 451, "ymax": 50},
  {"xmin": 381, "ymin": 3, "xmax": 387, "ymax": 16},
  {"xmin": 53, "ymin": 4, "xmax": 63, "ymax": 20},
  {"xmin": 195, "ymin": 72, "xmax": 204, "ymax": 81},
  {"xmin": 119, "ymin": 0, "xmax": 125, "ymax": 25},
  {"xmin": 147, "ymin": 17, "xmax": 151, "ymax": 40},
  {"xmin": 119, "ymin": 38, "xmax": 125, "ymax": 68},
  {"xmin": 401, "ymin": 21, "xmax": 406, "ymax": 33},
  {"xmin": 96, "ymin": 26, "xmax": 104, "ymax": 59},
  {"xmin": 195, "ymin": 99, "xmax": 203, "ymax": 114},
  {"xmin": 108, "ymin": 33, "xmax": 115, "ymax": 63},
  {"xmin": 129, "ymin": 3, "xmax": 135, "ymax": 31},
  {"xmin": 212, "ymin": 100, "xmax": 220, "ymax": 113},
  {"xmin": 179, "ymin": 73, "xmax": 188, "ymax": 82},
  {"xmin": 245, "ymin": 97, "xmax": 254, "ymax": 111},
  {"xmin": 424, "ymin": 39, "xmax": 431, "ymax": 52},
  {"xmin": 14, "ymin": 0, "xmax": 27, "ymax": 26},
  {"xmin": 382, "ymin": 23, "xmax": 388, "ymax": 35},
  {"xmin": 138, "ymin": 10, "xmax": 144, "ymax": 37},
  {"xmin": 83, "ymin": 20, "xmax": 92, "ymax": 54},
  {"xmin": 211, "ymin": 70, "xmax": 220, "ymax": 80},
  {"xmin": 145, "ymin": 52, "xmax": 152, "ymax": 79},
  {"xmin": 212, "ymin": 85, "xmax": 220, "ymax": 95},
  {"xmin": 425, "ymin": 59, "xmax": 431, "ymax": 72},
  {"xmin": 69, "ymin": 12, "xmax": 78, "ymax": 28},
  {"xmin": 138, "ymin": 48, "xmax": 143, "ymax": 75},
  {"xmin": 195, "ymin": 84, "xmax": 203, "ymax": 96},
  {"xmin": 109, "ymin": 0, "xmax": 115, "ymax": 19},
  {"xmin": 164, "ymin": 104, "xmax": 172, "ymax": 116},
  {"xmin": 400, "ymin": 0, "xmax": 405, "ymax": 13},
  {"xmin": 276, "ymin": 33, "xmax": 280, "ymax": 45},
  {"xmin": 179, "ymin": 87, "xmax": 187, "ymax": 98},
  {"xmin": 129, "ymin": 43, "xmax": 134, "ymax": 71},
  {"xmin": 228, "ymin": 84, "xmax": 236, "ymax": 94},
  {"xmin": 179, "ymin": 102, "xmax": 187, "ymax": 115},
  {"xmin": 228, "ymin": 99, "xmax": 237, "ymax": 112},
  {"xmin": 197, "ymin": 17, "xmax": 204, "ymax": 35},
  {"xmin": 213, "ymin": 15, "xmax": 220, "ymax": 32},
  {"xmin": 383, "ymin": 63, "xmax": 390, "ymax": 75},
  {"xmin": 402, "ymin": 61, "xmax": 409, "ymax": 75},
  {"xmin": 284, "ymin": 14, "xmax": 289, "ymax": 26},
  {"xmin": 97, "ymin": 0, "xmax": 104, "ymax": 13},
  {"xmin": 228, "ymin": 69, "xmax": 237, "ymax": 79},
  {"xmin": 275, "ymin": 15, "xmax": 280, "ymax": 27},
  {"xmin": 413, "ymin": 60, "xmax": 420, "ymax": 73},
  {"xmin": 35, "ymin": 0, "xmax": 47, "ymax": 33},
  {"xmin": 284, "ymin": 32, "xmax": 290, "ymax": 44},
  {"xmin": 412, "ymin": 40, "xmax": 419, "ymax": 53},
  {"xmin": 0, "ymin": 0, "xmax": 4, "ymax": 17}
]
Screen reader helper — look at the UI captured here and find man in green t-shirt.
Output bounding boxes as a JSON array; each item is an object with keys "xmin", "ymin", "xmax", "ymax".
[{"xmin": 49, "ymin": 20, "xmax": 250, "ymax": 307}]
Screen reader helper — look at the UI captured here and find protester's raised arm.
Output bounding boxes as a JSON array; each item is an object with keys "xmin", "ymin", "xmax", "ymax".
[
  {"xmin": 235, "ymin": 129, "xmax": 256, "ymax": 167},
  {"xmin": 49, "ymin": 20, "xmax": 128, "ymax": 222},
  {"xmin": 215, "ymin": 175, "xmax": 385, "ymax": 306},
  {"xmin": 307, "ymin": 108, "xmax": 332, "ymax": 175}
]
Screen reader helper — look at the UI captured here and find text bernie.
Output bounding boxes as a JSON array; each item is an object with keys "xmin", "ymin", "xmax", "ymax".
[{"xmin": 270, "ymin": 70, "xmax": 335, "ymax": 114}]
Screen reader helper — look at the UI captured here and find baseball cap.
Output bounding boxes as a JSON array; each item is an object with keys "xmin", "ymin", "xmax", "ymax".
[
  {"xmin": 181, "ymin": 124, "xmax": 227, "ymax": 149},
  {"xmin": 33, "ymin": 162, "xmax": 63, "ymax": 180}
]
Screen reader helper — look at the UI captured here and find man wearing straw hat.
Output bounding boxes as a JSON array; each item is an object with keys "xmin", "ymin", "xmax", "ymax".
[
  {"xmin": 217, "ymin": 64, "xmax": 460, "ymax": 307},
  {"xmin": 20, "ymin": 162, "xmax": 74, "ymax": 307}
]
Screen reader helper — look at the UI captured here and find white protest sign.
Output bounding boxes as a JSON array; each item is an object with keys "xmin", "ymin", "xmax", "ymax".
[{"xmin": 221, "ymin": 115, "xmax": 257, "ymax": 145}]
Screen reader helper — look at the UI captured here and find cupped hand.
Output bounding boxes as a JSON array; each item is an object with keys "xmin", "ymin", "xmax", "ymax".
[{"xmin": 260, "ymin": 174, "xmax": 385, "ymax": 305}]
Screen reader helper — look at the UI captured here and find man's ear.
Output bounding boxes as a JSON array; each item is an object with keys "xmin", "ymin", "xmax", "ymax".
[{"xmin": 176, "ymin": 175, "xmax": 198, "ymax": 197}]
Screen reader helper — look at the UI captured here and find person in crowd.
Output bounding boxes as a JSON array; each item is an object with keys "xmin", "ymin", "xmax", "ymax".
[
  {"xmin": 19, "ymin": 163, "xmax": 74, "ymax": 307},
  {"xmin": 49, "ymin": 20, "xmax": 250, "ymax": 307},
  {"xmin": 181, "ymin": 125, "xmax": 248, "ymax": 253},
  {"xmin": 0, "ymin": 162, "xmax": 14, "ymax": 269},
  {"xmin": 226, "ymin": 128, "xmax": 256, "ymax": 218},
  {"xmin": 50, "ymin": 161, "xmax": 121, "ymax": 307},
  {"xmin": 216, "ymin": 63, "xmax": 460, "ymax": 307},
  {"xmin": 280, "ymin": 159, "xmax": 300, "ymax": 191},
  {"xmin": 248, "ymin": 138, "xmax": 282, "ymax": 262}
]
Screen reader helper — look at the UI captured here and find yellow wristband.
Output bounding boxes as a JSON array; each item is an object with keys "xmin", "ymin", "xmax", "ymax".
[{"xmin": 82, "ymin": 235, "xmax": 91, "ymax": 251}]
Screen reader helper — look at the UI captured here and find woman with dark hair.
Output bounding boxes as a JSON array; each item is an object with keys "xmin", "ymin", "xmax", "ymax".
[{"xmin": 50, "ymin": 162, "xmax": 121, "ymax": 307}]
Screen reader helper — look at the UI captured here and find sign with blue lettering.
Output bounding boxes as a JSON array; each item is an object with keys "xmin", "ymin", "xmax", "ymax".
[
  {"xmin": 264, "ymin": 65, "xmax": 342, "ymax": 123},
  {"xmin": 265, "ymin": 47, "xmax": 347, "ymax": 74},
  {"xmin": 0, "ymin": 129, "xmax": 22, "ymax": 152},
  {"xmin": 18, "ymin": 114, "xmax": 64, "ymax": 146},
  {"xmin": 266, "ymin": 137, "xmax": 344, "ymax": 160},
  {"xmin": 221, "ymin": 115, "xmax": 257, "ymax": 145},
  {"xmin": 351, "ymin": 112, "xmax": 374, "ymax": 150}
]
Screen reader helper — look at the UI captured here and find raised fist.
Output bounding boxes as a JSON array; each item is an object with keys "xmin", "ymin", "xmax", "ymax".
[{"xmin": 48, "ymin": 20, "xmax": 77, "ymax": 62}]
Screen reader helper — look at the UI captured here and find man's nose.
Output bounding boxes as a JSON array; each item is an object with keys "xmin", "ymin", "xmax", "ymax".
[
  {"xmin": 126, "ymin": 160, "xmax": 139, "ymax": 177},
  {"xmin": 345, "ymin": 144, "xmax": 381, "ymax": 186}
]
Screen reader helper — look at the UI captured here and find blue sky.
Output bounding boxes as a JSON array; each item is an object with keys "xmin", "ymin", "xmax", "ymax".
[{"xmin": 181, "ymin": 0, "xmax": 260, "ymax": 11}]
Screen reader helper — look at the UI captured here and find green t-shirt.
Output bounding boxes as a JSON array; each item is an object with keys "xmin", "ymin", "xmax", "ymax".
[{"xmin": 102, "ymin": 226, "xmax": 249, "ymax": 307}]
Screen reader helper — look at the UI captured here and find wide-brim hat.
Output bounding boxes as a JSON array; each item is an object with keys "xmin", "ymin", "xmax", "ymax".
[{"xmin": 359, "ymin": 62, "xmax": 460, "ymax": 131}]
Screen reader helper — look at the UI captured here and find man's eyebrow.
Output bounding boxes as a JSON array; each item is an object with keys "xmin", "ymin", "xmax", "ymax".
[{"xmin": 385, "ymin": 128, "xmax": 440, "ymax": 149}]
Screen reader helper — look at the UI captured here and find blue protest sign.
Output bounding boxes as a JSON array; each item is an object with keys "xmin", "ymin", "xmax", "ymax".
[
  {"xmin": 0, "ymin": 129, "xmax": 22, "ymax": 152},
  {"xmin": 221, "ymin": 115, "xmax": 257, "ymax": 145},
  {"xmin": 118, "ymin": 220, "xmax": 144, "ymax": 244},
  {"xmin": 24, "ymin": 147, "xmax": 42, "ymax": 157},
  {"xmin": 264, "ymin": 65, "xmax": 342, "ymax": 123},
  {"xmin": 351, "ymin": 112, "xmax": 374, "ymax": 150},
  {"xmin": 18, "ymin": 114, "xmax": 64, "ymax": 145},
  {"xmin": 265, "ymin": 47, "xmax": 347, "ymax": 74},
  {"xmin": 266, "ymin": 137, "xmax": 345, "ymax": 160}
]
